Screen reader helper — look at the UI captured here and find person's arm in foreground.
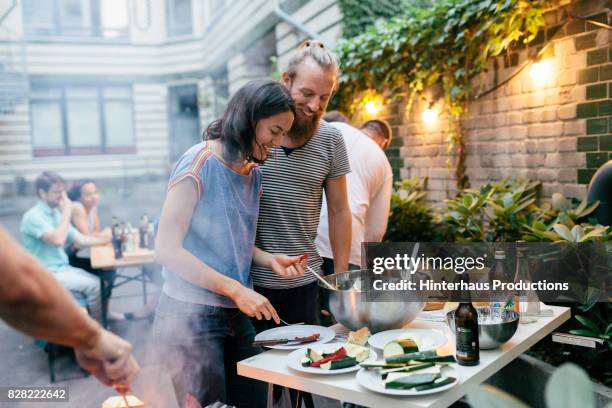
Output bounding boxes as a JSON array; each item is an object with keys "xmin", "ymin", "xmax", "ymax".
[
  {"xmin": 364, "ymin": 176, "xmax": 393, "ymax": 242},
  {"xmin": 0, "ymin": 227, "xmax": 138, "ymax": 386},
  {"xmin": 324, "ymin": 175, "xmax": 352, "ymax": 272},
  {"xmin": 155, "ymin": 178, "xmax": 280, "ymax": 323}
]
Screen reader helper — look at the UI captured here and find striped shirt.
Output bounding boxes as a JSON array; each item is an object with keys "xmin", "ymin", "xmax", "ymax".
[{"xmin": 252, "ymin": 121, "xmax": 351, "ymax": 289}]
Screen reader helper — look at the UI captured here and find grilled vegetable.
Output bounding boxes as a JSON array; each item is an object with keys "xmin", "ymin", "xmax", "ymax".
[
  {"xmin": 344, "ymin": 343, "xmax": 370, "ymax": 362},
  {"xmin": 380, "ymin": 362, "xmax": 434, "ymax": 378},
  {"xmin": 310, "ymin": 347, "xmax": 347, "ymax": 368},
  {"xmin": 415, "ymin": 376, "xmax": 456, "ymax": 391},
  {"xmin": 385, "ymin": 373, "xmax": 440, "ymax": 389},
  {"xmin": 412, "ymin": 355, "xmax": 456, "ymax": 364},
  {"xmin": 301, "ymin": 357, "xmax": 312, "ymax": 367},
  {"xmin": 385, "ymin": 350, "xmax": 436, "ymax": 364},
  {"xmin": 383, "ymin": 342, "xmax": 405, "ymax": 359},
  {"xmin": 397, "ymin": 338, "xmax": 419, "ymax": 353},
  {"xmin": 307, "ymin": 348, "xmax": 323, "ymax": 363},
  {"xmin": 320, "ymin": 356, "xmax": 358, "ymax": 370},
  {"xmin": 359, "ymin": 362, "xmax": 405, "ymax": 370}
]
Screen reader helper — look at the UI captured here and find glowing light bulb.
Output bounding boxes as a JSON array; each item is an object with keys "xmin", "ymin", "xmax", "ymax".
[
  {"xmin": 422, "ymin": 107, "xmax": 437, "ymax": 125},
  {"xmin": 530, "ymin": 60, "xmax": 553, "ymax": 83},
  {"xmin": 364, "ymin": 100, "xmax": 382, "ymax": 115}
]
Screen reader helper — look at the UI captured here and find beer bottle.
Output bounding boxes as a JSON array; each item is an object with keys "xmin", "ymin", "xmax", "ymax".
[{"xmin": 455, "ymin": 273, "xmax": 480, "ymax": 366}]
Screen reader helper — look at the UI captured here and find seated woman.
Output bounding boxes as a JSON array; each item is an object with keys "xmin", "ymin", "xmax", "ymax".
[{"xmin": 67, "ymin": 180, "xmax": 124, "ymax": 321}]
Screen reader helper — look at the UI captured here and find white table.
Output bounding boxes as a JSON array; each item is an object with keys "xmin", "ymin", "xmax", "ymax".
[{"xmin": 238, "ymin": 305, "xmax": 570, "ymax": 408}]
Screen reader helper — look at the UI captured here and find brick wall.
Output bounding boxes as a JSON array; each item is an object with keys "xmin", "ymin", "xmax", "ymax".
[{"xmin": 365, "ymin": 0, "xmax": 612, "ymax": 204}]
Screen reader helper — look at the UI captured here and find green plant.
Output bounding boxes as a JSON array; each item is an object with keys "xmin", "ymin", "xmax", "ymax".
[
  {"xmin": 384, "ymin": 177, "xmax": 434, "ymax": 242},
  {"xmin": 570, "ymin": 314, "xmax": 612, "ymax": 348},
  {"xmin": 485, "ymin": 179, "xmax": 540, "ymax": 242},
  {"xmin": 442, "ymin": 184, "xmax": 494, "ymax": 241},
  {"xmin": 334, "ymin": 0, "xmax": 547, "ymax": 188}
]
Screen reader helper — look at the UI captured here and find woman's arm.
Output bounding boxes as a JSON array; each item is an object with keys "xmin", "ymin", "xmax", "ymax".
[
  {"xmin": 71, "ymin": 203, "xmax": 91, "ymax": 235},
  {"xmin": 155, "ymin": 178, "xmax": 279, "ymax": 322},
  {"xmin": 252, "ymin": 247, "xmax": 305, "ymax": 278}
]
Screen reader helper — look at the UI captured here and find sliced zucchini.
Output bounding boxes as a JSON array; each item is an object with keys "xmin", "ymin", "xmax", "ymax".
[
  {"xmin": 385, "ymin": 350, "xmax": 437, "ymax": 364},
  {"xmin": 385, "ymin": 373, "xmax": 440, "ymax": 389},
  {"xmin": 301, "ymin": 356, "xmax": 312, "ymax": 367},
  {"xmin": 397, "ymin": 338, "xmax": 419, "ymax": 353},
  {"xmin": 307, "ymin": 348, "xmax": 324, "ymax": 362},
  {"xmin": 380, "ymin": 362, "xmax": 434, "ymax": 378},
  {"xmin": 319, "ymin": 356, "xmax": 358, "ymax": 370},
  {"xmin": 344, "ymin": 343, "xmax": 370, "ymax": 362},
  {"xmin": 414, "ymin": 376, "xmax": 456, "ymax": 391},
  {"xmin": 359, "ymin": 362, "xmax": 405, "ymax": 370},
  {"xmin": 383, "ymin": 341, "xmax": 405, "ymax": 359},
  {"xmin": 412, "ymin": 355, "xmax": 456, "ymax": 364}
]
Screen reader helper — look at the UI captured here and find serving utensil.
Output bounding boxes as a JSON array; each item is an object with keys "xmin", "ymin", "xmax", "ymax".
[{"xmin": 306, "ymin": 265, "xmax": 336, "ymax": 290}]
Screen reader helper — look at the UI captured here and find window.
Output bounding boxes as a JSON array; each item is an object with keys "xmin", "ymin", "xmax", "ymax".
[
  {"xmin": 22, "ymin": 0, "xmax": 129, "ymax": 38},
  {"xmin": 30, "ymin": 84, "xmax": 135, "ymax": 156},
  {"xmin": 166, "ymin": 0, "xmax": 193, "ymax": 37}
]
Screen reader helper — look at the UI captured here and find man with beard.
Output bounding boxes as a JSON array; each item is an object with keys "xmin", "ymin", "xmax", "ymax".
[{"xmin": 251, "ymin": 41, "xmax": 351, "ymax": 330}]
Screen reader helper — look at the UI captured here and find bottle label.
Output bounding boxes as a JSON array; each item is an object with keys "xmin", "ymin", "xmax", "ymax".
[{"xmin": 456, "ymin": 326, "xmax": 478, "ymax": 358}]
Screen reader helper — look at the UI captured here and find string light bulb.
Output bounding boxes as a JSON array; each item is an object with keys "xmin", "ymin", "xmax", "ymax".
[
  {"xmin": 530, "ymin": 59, "xmax": 553, "ymax": 83},
  {"xmin": 422, "ymin": 106, "xmax": 438, "ymax": 125},
  {"xmin": 364, "ymin": 100, "xmax": 382, "ymax": 115}
]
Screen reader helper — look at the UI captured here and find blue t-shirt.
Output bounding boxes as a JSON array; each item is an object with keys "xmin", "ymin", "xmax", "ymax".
[
  {"xmin": 162, "ymin": 142, "xmax": 262, "ymax": 308},
  {"xmin": 21, "ymin": 201, "xmax": 76, "ymax": 272}
]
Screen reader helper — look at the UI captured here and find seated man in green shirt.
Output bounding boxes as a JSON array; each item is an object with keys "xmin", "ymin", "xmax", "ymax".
[{"xmin": 21, "ymin": 171, "xmax": 111, "ymax": 320}]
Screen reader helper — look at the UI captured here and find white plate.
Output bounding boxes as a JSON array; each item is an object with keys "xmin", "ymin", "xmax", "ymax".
[
  {"xmin": 254, "ymin": 325, "xmax": 335, "ymax": 350},
  {"xmin": 356, "ymin": 368, "xmax": 459, "ymax": 396},
  {"xmin": 368, "ymin": 328, "xmax": 447, "ymax": 351},
  {"xmin": 287, "ymin": 342, "xmax": 378, "ymax": 375}
]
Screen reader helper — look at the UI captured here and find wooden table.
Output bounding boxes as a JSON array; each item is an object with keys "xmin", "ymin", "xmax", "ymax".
[
  {"xmin": 90, "ymin": 245, "xmax": 157, "ymax": 327},
  {"xmin": 238, "ymin": 305, "xmax": 571, "ymax": 408}
]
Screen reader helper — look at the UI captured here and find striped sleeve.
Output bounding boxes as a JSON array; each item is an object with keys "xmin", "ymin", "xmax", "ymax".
[{"xmin": 328, "ymin": 125, "xmax": 351, "ymax": 179}]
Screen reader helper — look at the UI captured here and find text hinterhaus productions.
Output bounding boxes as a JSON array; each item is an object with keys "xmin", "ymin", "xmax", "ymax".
[{"xmin": 372, "ymin": 279, "xmax": 569, "ymax": 292}]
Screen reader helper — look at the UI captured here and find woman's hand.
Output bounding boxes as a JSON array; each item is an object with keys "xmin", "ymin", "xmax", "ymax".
[
  {"xmin": 230, "ymin": 286, "xmax": 280, "ymax": 324},
  {"xmin": 270, "ymin": 254, "xmax": 306, "ymax": 278}
]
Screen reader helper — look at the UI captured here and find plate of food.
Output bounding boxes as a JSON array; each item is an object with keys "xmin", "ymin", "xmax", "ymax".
[
  {"xmin": 287, "ymin": 342, "xmax": 377, "ymax": 375},
  {"xmin": 368, "ymin": 329, "xmax": 447, "ymax": 354},
  {"xmin": 253, "ymin": 325, "xmax": 335, "ymax": 350},
  {"xmin": 356, "ymin": 349, "xmax": 458, "ymax": 396}
]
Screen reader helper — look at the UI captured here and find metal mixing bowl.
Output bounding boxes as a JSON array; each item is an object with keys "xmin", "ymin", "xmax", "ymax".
[
  {"xmin": 446, "ymin": 307, "xmax": 519, "ymax": 349},
  {"xmin": 320, "ymin": 270, "xmax": 426, "ymax": 333}
]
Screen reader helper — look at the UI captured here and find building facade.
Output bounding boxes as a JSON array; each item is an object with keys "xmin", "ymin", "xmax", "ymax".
[{"xmin": 0, "ymin": 0, "xmax": 343, "ymax": 195}]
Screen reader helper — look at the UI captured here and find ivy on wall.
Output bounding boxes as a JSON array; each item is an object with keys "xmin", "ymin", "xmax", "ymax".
[
  {"xmin": 337, "ymin": 0, "xmax": 432, "ymax": 38},
  {"xmin": 333, "ymin": 0, "xmax": 549, "ymax": 189}
]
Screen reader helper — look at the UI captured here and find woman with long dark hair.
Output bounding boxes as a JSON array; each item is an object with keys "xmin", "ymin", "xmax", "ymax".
[{"xmin": 153, "ymin": 79, "xmax": 305, "ymax": 407}]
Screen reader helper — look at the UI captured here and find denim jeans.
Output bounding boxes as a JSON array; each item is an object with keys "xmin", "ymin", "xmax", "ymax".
[
  {"xmin": 53, "ymin": 265, "xmax": 101, "ymax": 320},
  {"xmin": 152, "ymin": 293, "xmax": 266, "ymax": 408}
]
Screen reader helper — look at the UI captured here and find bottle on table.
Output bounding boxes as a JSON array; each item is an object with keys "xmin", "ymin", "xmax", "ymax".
[
  {"xmin": 111, "ymin": 217, "xmax": 123, "ymax": 259},
  {"xmin": 139, "ymin": 214, "xmax": 149, "ymax": 249},
  {"xmin": 513, "ymin": 241, "xmax": 540, "ymax": 317},
  {"xmin": 455, "ymin": 273, "xmax": 480, "ymax": 366},
  {"xmin": 489, "ymin": 250, "xmax": 512, "ymax": 316}
]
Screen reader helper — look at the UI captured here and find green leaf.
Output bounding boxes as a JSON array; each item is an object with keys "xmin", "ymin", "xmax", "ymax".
[
  {"xmin": 553, "ymin": 224, "xmax": 574, "ymax": 242},
  {"xmin": 545, "ymin": 363, "xmax": 594, "ymax": 408},
  {"xmin": 569, "ymin": 329, "xmax": 598, "ymax": 337},
  {"xmin": 575, "ymin": 315, "xmax": 601, "ymax": 335}
]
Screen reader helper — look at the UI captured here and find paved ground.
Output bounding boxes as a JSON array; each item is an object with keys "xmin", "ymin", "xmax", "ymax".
[{"xmin": 0, "ymin": 181, "xmax": 344, "ymax": 407}]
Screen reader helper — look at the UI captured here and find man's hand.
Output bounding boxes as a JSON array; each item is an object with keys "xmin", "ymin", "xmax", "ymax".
[
  {"xmin": 59, "ymin": 192, "xmax": 73, "ymax": 215},
  {"xmin": 270, "ymin": 254, "xmax": 306, "ymax": 278},
  {"xmin": 230, "ymin": 286, "xmax": 280, "ymax": 324},
  {"xmin": 74, "ymin": 329, "xmax": 139, "ymax": 387}
]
